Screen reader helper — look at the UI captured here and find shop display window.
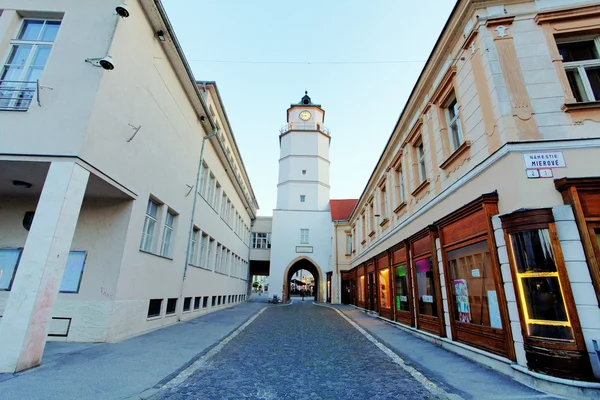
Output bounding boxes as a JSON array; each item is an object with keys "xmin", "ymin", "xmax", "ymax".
[
  {"xmin": 378, "ymin": 268, "xmax": 391, "ymax": 309},
  {"xmin": 447, "ymin": 240, "xmax": 502, "ymax": 328},
  {"xmin": 416, "ymin": 257, "xmax": 437, "ymax": 316},
  {"xmin": 358, "ymin": 275, "xmax": 365, "ymax": 302},
  {"xmin": 508, "ymin": 229, "xmax": 574, "ymax": 341},
  {"xmin": 395, "ymin": 264, "xmax": 410, "ymax": 311}
]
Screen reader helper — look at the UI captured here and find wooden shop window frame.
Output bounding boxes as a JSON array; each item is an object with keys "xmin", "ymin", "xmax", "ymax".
[
  {"xmin": 376, "ymin": 251, "xmax": 393, "ymax": 320},
  {"xmin": 500, "ymin": 208, "xmax": 594, "ymax": 381},
  {"xmin": 408, "ymin": 226, "xmax": 445, "ymax": 337},
  {"xmin": 434, "ymin": 191, "xmax": 515, "ymax": 360},
  {"xmin": 391, "ymin": 241, "xmax": 414, "ymax": 327},
  {"xmin": 555, "ymin": 177, "xmax": 600, "ymax": 305}
]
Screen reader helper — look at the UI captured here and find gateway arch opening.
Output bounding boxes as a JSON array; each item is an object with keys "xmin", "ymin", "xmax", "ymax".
[{"xmin": 285, "ymin": 258, "xmax": 321, "ymax": 303}]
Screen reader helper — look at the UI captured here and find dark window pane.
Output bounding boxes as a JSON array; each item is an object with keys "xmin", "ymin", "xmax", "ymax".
[
  {"xmin": 183, "ymin": 297, "xmax": 192, "ymax": 311},
  {"xmin": 510, "ymin": 229, "xmax": 557, "ymax": 273},
  {"xmin": 558, "ymin": 40, "xmax": 599, "ymax": 62},
  {"xmin": 395, "ymin": 264, "xmax": 410, "ymax": 311},
  {"xmin": 416, "ymin": 257, "xmax": 437, "ymax": 316},
  {"xmin": 566, "ymin": 69, "xmax": 588, "ymax": 102},
  {"xmin": 147, "ymin": 299, "xmax": 162, "ymax": 318},
  {"xmin": 586, "ymin": 67, "xmax": 600, "ymax": 101},
  {"xmin": 521, "ymin": 277, "xmax": 568, "ymax": 322},
  {"xmin": 203, "ymin": 296, "xmax": 209, "ymax": 308},
  {"xmin": 194, "ymin": 297, "xmax": 201, "ymax": 310},
  {"xmin": 528, "ymin": 324, "xmax": 573, "ymax": 341},
  {"xmin": 166, "ymin": 298, "xmax": 177, "ymax": 314}
]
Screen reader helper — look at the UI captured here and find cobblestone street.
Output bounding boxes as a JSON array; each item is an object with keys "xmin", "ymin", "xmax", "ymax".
[{"xmin": 154, "ymin": 301, "xmax": 437, "ymax": 400}]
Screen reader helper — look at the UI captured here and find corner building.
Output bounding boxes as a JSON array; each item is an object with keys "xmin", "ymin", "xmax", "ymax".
[{"xmin": 335, "ymin": 0, "xmax": 600, "ymax": 387}]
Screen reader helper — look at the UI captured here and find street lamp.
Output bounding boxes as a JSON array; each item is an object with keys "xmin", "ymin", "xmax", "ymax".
[{"xmin": 183, "ymin": 129, "xmax": 218, "ymax": 278}]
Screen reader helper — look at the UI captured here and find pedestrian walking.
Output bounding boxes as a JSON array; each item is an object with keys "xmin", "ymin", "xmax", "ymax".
[{"xmin": 301, "ymin": 290, "xmax": 305, "ymax": 301}]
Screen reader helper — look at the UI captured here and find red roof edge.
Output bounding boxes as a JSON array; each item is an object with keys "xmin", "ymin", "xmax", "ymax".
[{"xmin": 330, "ymin": 199, "xmax": 359, "ymax": 221}]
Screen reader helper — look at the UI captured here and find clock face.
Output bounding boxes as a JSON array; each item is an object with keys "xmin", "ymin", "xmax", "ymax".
[{"xmin": 299, "ymin": 110, "xmax": 312, "ymax": 121}]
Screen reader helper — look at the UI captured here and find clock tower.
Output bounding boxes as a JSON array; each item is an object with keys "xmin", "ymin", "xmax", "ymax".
[{"xmin": 269, "ymin": 92, "xmax": 332, "ymax": 303}]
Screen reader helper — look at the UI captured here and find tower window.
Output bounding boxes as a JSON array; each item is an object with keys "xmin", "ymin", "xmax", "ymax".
[
  {"xmin": 302, "ymin": 170, "xmax": 306, "ymax": 175},
  {"xmin": 300, "ymin": 229, "xmax": 309, "ymax": 244},
  {"xmin": 300, "ymin": 195, "xmax": 306, "ymax": 203}
]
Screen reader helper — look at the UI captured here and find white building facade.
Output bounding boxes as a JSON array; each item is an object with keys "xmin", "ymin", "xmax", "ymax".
[
  {"xmin": 268, "ymin": 93, "xmax": 333, "ymax": 303},
  {"xmin": 0, "ymin": 0, "xmax": 257, "ymax": 373}
]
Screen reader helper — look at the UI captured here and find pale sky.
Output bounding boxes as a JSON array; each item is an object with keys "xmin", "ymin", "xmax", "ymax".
[{"xmin": 162, "ymin": 0, "xmax": 457, "ymax": 216}]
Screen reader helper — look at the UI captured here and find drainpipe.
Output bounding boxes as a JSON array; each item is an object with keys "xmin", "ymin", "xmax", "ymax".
[{"xmin": 183, "ymin": 129, "xmax": 217, "ymax": 280}]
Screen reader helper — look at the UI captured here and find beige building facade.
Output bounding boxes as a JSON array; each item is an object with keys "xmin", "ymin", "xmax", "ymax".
[
  {"xmin": 334, "ymin": 0, "xmax": 600, "ymax": 391},
  {"xmin": 0, "ymin": 0, "xmax": 257, "ymax": 372}
]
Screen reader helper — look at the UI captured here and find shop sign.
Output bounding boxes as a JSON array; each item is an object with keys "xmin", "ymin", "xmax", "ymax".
[
  {"xmin": 399, "ymin": 296, "xmax": 408, "ymax": 302},
  {"xmin": 523, "ymin": 152, "xmax": 565, "ymax": 169}
]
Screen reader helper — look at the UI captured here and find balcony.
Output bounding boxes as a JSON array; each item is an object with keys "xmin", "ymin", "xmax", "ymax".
[
  {"xmin": 279, "ymin": 122, "xmax": 330, "ymax": 136},
  {"xmin": 0, "ymin": 81, "xmax": 37, "ymax": 111}
]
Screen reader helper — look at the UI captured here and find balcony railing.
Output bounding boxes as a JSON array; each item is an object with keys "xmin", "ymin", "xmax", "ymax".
[
  {"xmin": 279, "ymin": 122, "xmax": 330, "ymax": 136},
  {"xmin": 0, "ymin": 80, "xmax": 37, "ymax": 111}
]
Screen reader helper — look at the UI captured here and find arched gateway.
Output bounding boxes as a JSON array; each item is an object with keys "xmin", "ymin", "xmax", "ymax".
[{"xmin": 283, "ymin": 257, "xmax": 323, "ymax": 303}]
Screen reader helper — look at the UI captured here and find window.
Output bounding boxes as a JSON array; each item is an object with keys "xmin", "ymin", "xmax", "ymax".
[
  {"xmin": 369, "ymin": 202, "xmax": 375, "ymax": 233},
  {"xmin": 147, "ymin": 299, "xmax": 162, "ymax": 318},
  {"xmin": 252, "ymin": 233, "xmax": 271, "ymax": 249},
  {"xmin": 206, "ymin": 174, "xmax": 215, "ymax": 204},
  {"xmin": 199, "ymin": 163, "xmax": 208, "ymax": 196},
  {"xmin": 194, "ymin": 297, "xmax": 201, "ymax": 310},
  {"xmin": 346, "ymin": 234, "xmax": 353, "ymax": 255},
  {"xmin": 508, "ymin": 229, "xmax": 574, "ymax": 340},
  {"xmin": 379, "ymin": 186, "xmax": 388, "ymax": 220},
  {"xmin": 190, "ymin": 228, "xmax": 199, "ymax": 265},
  {"xmin": 214, "ymin": 183, "xmax": 221, "ymax": 210},
  {"xmin": 445, "ymin": 94, "xmax": 463, "ymax": 151},
  {"xmin": 447, "ymin": 241, "xmax": 501, "ymax": 328},
  {"xmin": 166, "ymin": 298, "xmax": 177, "ymax": 315},
  {"xmin": 300, "ymin": 229, "xmax": 309, "ymax": 244},
  {"xmin": 218, "ymin": 296, "xmax": 222, "ymax": 305},
  {"xmin": 557, "ymin": 37, "xmax": 600, "ymax": 102},
  {"xmin": 183, "ymin": 297, "xmax": 192, "ymax": 312},
  {"xmin": 215, "ymin": 245, "xmax": 222, "ymax": 272},
  {"xmin": 221, "ymin": 193, "xmax": 228, "ymax": 216},
  {"xmin": 302, "ymin": 169, "xmax": 307, "ymax": 175},
  {"xmin": 140, "ymin": 199, "xmax": 159, "ymax": 252},
  {"xmin": 199, "ymin": 234, "xmax": 208, "ymax": 267},
  {"xmin": 160, "ymin": 210, "xmax": 176, "ymax": 258},
  {"xmin": 361, "ymin": 215, "xmax": 366, "ymax": 243},
  {"xmin": 0, "ymin": 19, "xmax": 61, "ymax": 111},
  {"xmin": 300, "ymin": 195, "xmax": 306, "ymax": 203},
  {"xmin": 207, "ymin": 238, "xmax": 214, "ymax": 270},
  {"xmin": 358, "ymin": 275, "xmax": 365, "ymax": 302},
  {"xmin": 394, "ymin": 166, "xmax": 405, "ymax": 205},
  {"xmin": 416, "ymin": 141, "xmax": 427, "ymax": 184},
  {"xmin": 203, "ymin": 296, "xmax": 209, "ymax": 308},
  {"xmin": 59, "ymin": 251, "xmax": 87, "ymax": 293},
  {"xmin": 0, "ymin": 248, "xmax": 22, "ymax": 290}
]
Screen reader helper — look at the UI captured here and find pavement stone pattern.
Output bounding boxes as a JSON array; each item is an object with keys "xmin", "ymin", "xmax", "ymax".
[{"xmin": 155, "ymin": 301, "xmax": 438, "ymax": 400}]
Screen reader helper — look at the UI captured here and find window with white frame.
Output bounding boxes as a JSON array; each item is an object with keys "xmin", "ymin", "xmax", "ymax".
[
  {"xmin": 445, "ymin": 94, "xmax": 463, "ymax": 151},
  {"xmin": 221, "ymin": 193, "xmax": 227, "ymax": 216},
  {"xmin": 199, "ymin": 233, "xmax": 208, "ymax": 267},
  {"xmin": 214, "ymin": 183, "xmax": 221, "ymax": 210},
  {"xmin": 379, "ymin": 185, "xmax": 388, "ymax": 220},
  {"xmin": 300, "ymin": 195, "xmax": 306, "ymax": 203},
  {"xmin": 199, "ymin": 163, "xmax": 208, "ymax": 195},
  {"xmin": 190, "ymin": 228, "xmax": 199, "ymax": 265},
  {"xmin": 140, "ymin": 199, "xmax": 159, "ymax": 252},
  {"xmin": 346, "ymin": 234, "xmax": 353, "ymax": 255},
  {"xmin": 252, "ymin": 232, "xmax": 271, "ymax": 249},
  {"xmin": 207, "ymin": 238, "xmax": 214, "ymax": 269},
  {"xmin": 206, "ymin": 174, "xmax": 215, "ymax": 204},
  {"xmin": 300, "ymin": 229, "xmax": 309, "ymax": 244},
  {"xmin": 416, "ymin": 141, "xmax": 427, "ymax": 184},
  {"xmin": 0, "ymin": 19, "xmax": 61, "ymax": 111},
  {"xmin": 215, "ymin": 244, "xmax": 222, "ymax": 272},
  {"xmin": 394, "ymin": 165, "xmax": 405, "ymax": 205},
  {"xmin": 160, "ymin": 210, "xmax": 176, "ymax": 257},
  {"xmin": 557, "ymin": 36, "xmax": 600, "ymax": 102}
]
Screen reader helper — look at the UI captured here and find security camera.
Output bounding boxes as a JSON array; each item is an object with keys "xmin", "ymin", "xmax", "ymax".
[
  {"xmin": 115, "ymin": 4, "xmax": 129, "ymax": 18},
  {"xmin": 99, "ymin": 56, "xmax": 115, "ymax": 70},
  {"xmin": 85, "ymin": 55, "xmax": 115, "ymax": 70}
]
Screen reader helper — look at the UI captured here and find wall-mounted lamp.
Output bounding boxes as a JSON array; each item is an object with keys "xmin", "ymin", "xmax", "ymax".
[
  {"xmin": 85, "ymin": 56, "xmax": 115, "ymax": 70},
  {"xmin": 13, "ymin": 180, "xmax": 33, "ymax": 189},
  {"xmin": 157, "ymin": 30, "xmax": 166, "ymax": 41}
]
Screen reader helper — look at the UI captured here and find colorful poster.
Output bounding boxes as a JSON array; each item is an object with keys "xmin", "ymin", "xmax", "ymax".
[{"xmin": 454, "ymin": 279, "xmax": 471, "ymax": 323}]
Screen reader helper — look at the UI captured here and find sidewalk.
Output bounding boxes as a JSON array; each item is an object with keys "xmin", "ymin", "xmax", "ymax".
[
  {"xmin": 330, "ymin": 304, "xmax": 568, "ymax": 400},
  {"xmin": 0, "ymin": 301, "xmax": 266, "ymax": 400}
]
